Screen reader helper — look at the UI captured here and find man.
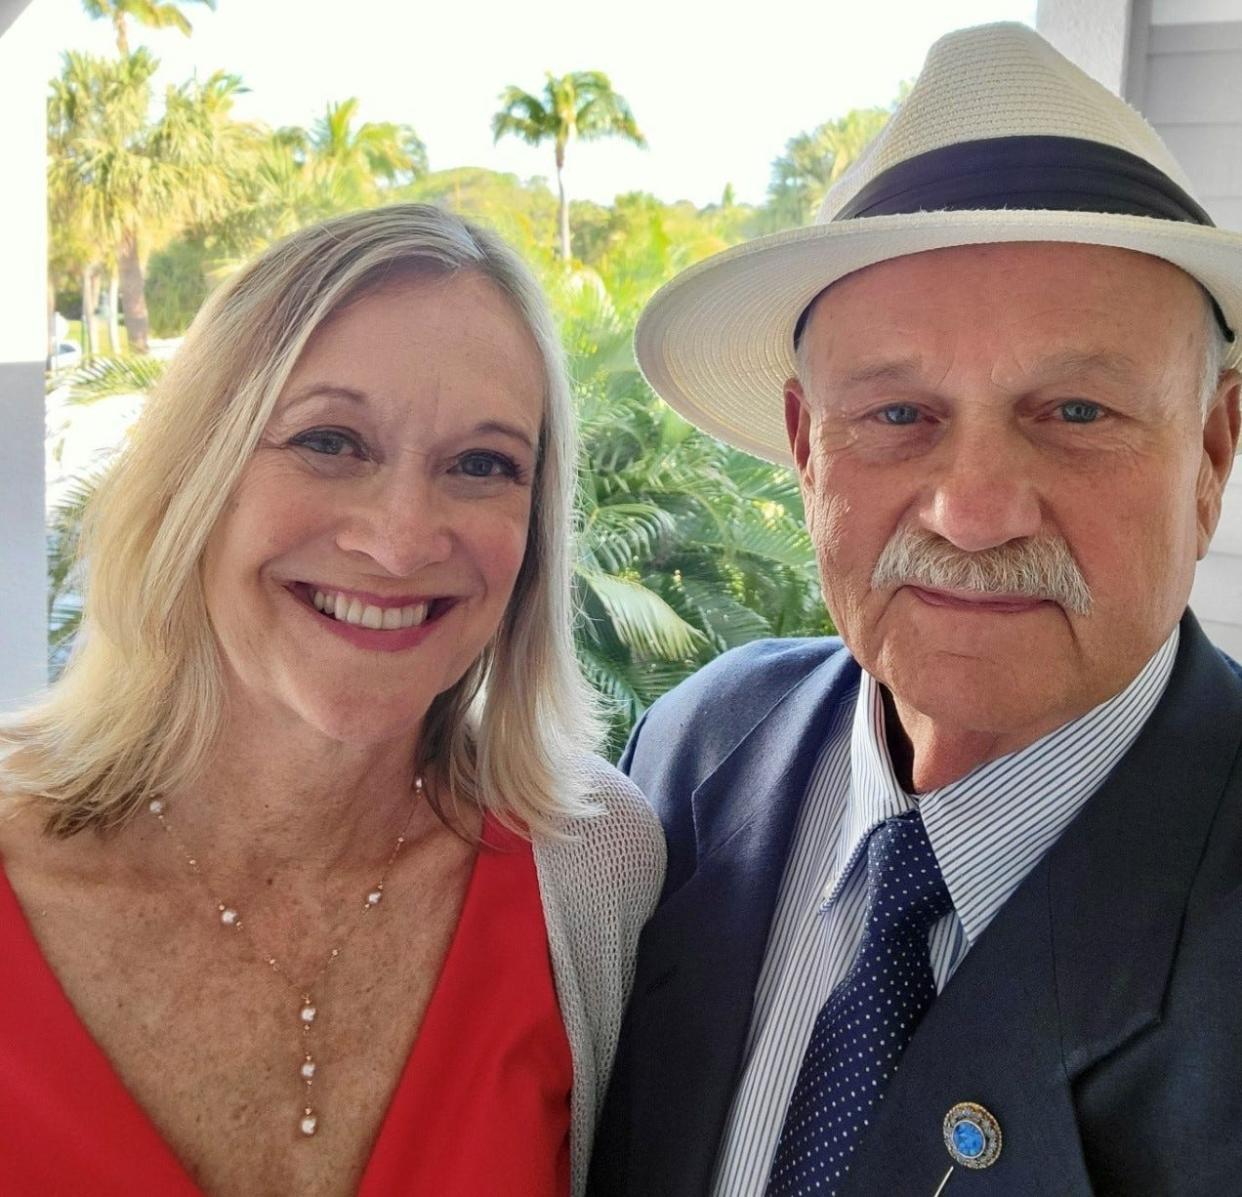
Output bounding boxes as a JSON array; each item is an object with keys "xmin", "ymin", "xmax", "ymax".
[{"xmin": 588, "ymin": 22, "xmax": 1242, "ymax": 1197}]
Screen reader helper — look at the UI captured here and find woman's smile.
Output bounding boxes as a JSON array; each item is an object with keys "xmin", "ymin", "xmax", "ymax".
[{"xmin": 285, "ymin": 581, "xmax": 459, "ymax": 653}]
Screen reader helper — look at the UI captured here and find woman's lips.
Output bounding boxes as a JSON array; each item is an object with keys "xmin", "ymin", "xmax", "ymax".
[{"xmin": 286, "ymin": 583, "xmax": 455, "ymax": 652}]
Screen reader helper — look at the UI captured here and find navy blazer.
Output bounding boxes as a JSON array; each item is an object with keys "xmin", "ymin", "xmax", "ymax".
[{"xmin": 588, "ymin": 611, "xmax": 1242, "ymax": 1196}]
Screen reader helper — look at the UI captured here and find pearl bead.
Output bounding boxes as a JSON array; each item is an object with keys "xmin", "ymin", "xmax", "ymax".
[
  {"xmin": 148, "ymin": 799, "xmax": 165, "ymax": 815},
  {"xmin": 300, "ymin": 1004, "xmax": 317, "ymax": 1024},
  {"xmin": 301, "ymin": 1060, "xmax": 316, "ymax": 1080},
  {"xmin": 220, "ymin": 908, "xmax": 239, "ymax": 927},
  {"xmin": 300, "ymin": 1112, "xmax": 318, "ymax": 1136},
  {"xmin": 366, "ymin": 891, "xmax": 383, "ymax": 907}
]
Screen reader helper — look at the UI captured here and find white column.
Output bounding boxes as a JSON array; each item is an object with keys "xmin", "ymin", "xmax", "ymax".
[
  {"xmin": 1036, "ymin": 0, "xmax": 1135, "ymax": 94},
  {"xmin": 0, "ymin": 0, "xmax": 50, "ymax": 710}
]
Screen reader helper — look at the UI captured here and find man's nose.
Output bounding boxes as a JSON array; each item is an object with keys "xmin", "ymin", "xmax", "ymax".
[
  {"xmin": 915, "ymin": 423, "xmax": 1043, "ymax": 552},
  {"xmin": 334, "ymin": 471, "xmax": 454, "ymax": 577}
]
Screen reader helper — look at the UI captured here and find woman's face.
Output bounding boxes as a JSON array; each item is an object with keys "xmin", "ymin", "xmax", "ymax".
[{"xmin": 201, "ymin": 271, "xmax": 545, "ymax": 747}]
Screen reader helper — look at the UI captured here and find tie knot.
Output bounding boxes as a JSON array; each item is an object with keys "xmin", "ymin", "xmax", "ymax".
[{"xmin": 862, "ymin": 809, "xmax": 953, "ymax": 935}]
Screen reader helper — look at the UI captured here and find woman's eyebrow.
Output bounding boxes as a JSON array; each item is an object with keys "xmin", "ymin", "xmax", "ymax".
[
  {"xmin": 280, "ymin": 384, "xmax": 368, "ymax": 413},
  {"xmin": 473, "ymin": 420, "xmax": 537, "ymax": 451}
]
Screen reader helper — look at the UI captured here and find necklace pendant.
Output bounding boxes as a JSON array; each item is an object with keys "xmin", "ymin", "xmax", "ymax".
[{"xmin": 299, "ymin": 1107, "xmax": 318, "ymax": 1137}]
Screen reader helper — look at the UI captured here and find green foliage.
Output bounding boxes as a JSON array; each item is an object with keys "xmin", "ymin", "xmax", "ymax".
[
  {"xmin": 144, "ymin": 236, "xmax": 210, "ymax": 335},
  {"xmin": 405, "ymin": 167, "xmax": 560, "ymax": 272},
  {"xmin": 563, "ymin": 283, "xmax": 832, "ymax": 753},
  {"xmin": 765, "ymin": 104, "xmax": 893, "ymax": 229}
]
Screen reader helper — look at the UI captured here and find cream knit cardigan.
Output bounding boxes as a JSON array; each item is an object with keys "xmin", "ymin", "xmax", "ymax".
[{"xmin": 531, "ymin": 754, "xmax": 666, "ymax": 1196}]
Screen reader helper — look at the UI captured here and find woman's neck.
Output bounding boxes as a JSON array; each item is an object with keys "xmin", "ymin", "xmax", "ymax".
[{"xmin": 147, "ymin": 697, "xmax": 438, "ymax": 893}]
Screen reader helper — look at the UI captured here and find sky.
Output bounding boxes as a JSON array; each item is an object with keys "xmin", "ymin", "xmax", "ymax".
[{"xmin": 32, "ymin": 0, "xmax": 1036, "ymax": 208}]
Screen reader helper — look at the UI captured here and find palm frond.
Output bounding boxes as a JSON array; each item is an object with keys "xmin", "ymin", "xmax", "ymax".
[
  {"xmin": 58, "ymin": 354, "xmax": 165, "ymax": 404},
  {"xmin": 576, "ymin": 567, "xmax": 703, "ymax": 659}
]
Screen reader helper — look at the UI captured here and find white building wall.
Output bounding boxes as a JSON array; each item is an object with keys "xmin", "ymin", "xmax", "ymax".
[
  {"xmin": 1040, "ymin": 0, "xmax": 1242, "ymax": 659},
  {"xmin": 0, "ymin": 0, "xmax": 49, "ymax": 710}
]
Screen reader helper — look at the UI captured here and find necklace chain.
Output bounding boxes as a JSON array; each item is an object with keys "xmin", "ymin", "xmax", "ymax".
[{"xmin": 148, "ymin": 777, "xmax": 422, "ymax": 1139}]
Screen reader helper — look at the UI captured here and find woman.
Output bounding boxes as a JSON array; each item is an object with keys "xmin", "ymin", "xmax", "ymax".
[{"xmin": 0, "ymin": 204, "xmax": 664, "ymax": 1196}]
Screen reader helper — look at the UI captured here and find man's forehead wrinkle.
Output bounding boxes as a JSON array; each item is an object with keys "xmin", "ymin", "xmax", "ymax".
[{"xmin": 1018, "ymin": 349, "xmax": 1145, "ymax": 386}]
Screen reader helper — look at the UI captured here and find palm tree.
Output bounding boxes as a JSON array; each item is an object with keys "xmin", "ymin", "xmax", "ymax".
[
  {"xmin": 767, "ymin": 105, "xmax": 892, "ymax": 228},
  {"xmin": 49, "ymin": 50, "xmax": 160, "ymax": 354},
  {"xmin": 306, "ymin": 98, "xmax": 427, "ymax": 206},
  {"xmin": 81, "ymin": 0, "xmax": 217, "ymax": 56},
  {"xmin": 492, "ymin": 71, "xmax": 646, "ymax": 261},
  {"xmin": 48, "ymin": 50, "xmax": 257, "ymax": 353},
  {"xmin": 207, "ymin": 101, "xmax": 428, "ymax": 259}
]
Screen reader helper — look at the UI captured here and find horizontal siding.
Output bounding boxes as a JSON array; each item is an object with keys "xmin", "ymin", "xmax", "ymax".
[
  {"xmin": 1138, "ymin": 15, "xmax": 1242, "ymax": 653},
  {"xmin": 1144, "ymin": 43, "xmax": 1242, "ymax": 124}
]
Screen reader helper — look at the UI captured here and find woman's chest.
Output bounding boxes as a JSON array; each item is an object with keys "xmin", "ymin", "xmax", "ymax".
[{"xmin": 8, "ymin": 856, "xmax": 474, "ymax": 1196}]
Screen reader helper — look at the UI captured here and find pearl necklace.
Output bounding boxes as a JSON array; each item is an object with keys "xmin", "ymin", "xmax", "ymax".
[{"xmin": 148, "ymin": 777, "xmax": 422, "ymax": 1138}]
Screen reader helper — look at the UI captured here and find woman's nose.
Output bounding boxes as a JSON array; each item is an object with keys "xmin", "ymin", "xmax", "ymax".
[{"xmin": 333, "ymin": 471, "xmax": 454, "ymax": 577}]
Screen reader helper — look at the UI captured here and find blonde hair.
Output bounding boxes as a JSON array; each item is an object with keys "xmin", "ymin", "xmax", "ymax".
[{"xmin": 1, "ymin": 204, "xmax": 600, "ymax": 837}]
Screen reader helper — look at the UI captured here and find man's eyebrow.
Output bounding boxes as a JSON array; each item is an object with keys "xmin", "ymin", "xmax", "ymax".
[
  {"xmin": 836, "ymin": 358, "xmax": 927, "ymax": 388},
  {"xmin": 833, "ymin": 350, "xmax": 1145, "ymax": 390},
  {"xmin": 1026, "ymin": 349, "xmax": 1143, "ymax": 383}
]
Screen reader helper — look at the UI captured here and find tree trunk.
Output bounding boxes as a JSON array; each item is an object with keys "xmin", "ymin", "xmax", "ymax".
[
  {"xmin": 81, "ymin": 266, "xmax": 100, "ymax": 360},
  {"xmin": 47, "ymin": 280, "xmax": 57, "ymax": 362},
  {"xmin": 108, "ymin": 269, "xmax": 121, "ymax": 355},
  {"xmin": 118, "ymin": 230, "xmax": 149, "ymax": 354},
  {"xmin": 556, "ymin": 148, "xmax": 571, "ymax": 262}
]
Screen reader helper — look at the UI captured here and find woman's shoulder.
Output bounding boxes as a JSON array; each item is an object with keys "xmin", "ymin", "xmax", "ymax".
[
  {"xmin": 568, "ymin": 754, "xmax": 664, "ymax": 853},
  {"xmin": 534, "ymin": 754, "xmax": 666, "ymax": 901}
]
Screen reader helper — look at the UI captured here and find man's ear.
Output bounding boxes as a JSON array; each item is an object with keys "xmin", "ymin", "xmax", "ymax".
[
  {"xmin": 1197, "ymin": 368, "xmax": 1241, "ymax": 558},
  {"xmin": 785, "ymin": 377, "xmax": 814, "ymax": 482}
]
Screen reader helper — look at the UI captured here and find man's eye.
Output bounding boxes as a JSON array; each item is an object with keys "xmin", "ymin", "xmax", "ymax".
[
  {"xmin": 454, "ymin": 451, "xmax": 520, "ymax": 479},
  {"xmin": 877, "ymin": 404, "xmax": 921, "ymax": 426},
  {"xmin": 1058, "ymin": 400, "xmax": 1103, "ymax": 424},
  {"xmin": 292, "ymin": 429, "xmax": 363, "ymax": 456}
]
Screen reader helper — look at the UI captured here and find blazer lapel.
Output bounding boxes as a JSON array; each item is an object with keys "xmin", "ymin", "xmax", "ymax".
[
  {"xmin": 840, "ymin": 614, "xmax": 1242, "ymax": 1196},
  {"xmin": 620, "ymin": 650, "xmax": 860, "ymax": 1195}
]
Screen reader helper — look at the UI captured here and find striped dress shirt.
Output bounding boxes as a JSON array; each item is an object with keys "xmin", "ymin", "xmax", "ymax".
[{"xmin": 710, "ymin": 628, "xmax": 1180, "ymax": 1196}]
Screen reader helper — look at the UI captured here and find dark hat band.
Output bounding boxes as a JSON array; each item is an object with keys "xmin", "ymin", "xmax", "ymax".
[
  {"xmin": 793, "ymin": 134, "xmax": 1233, "ymax": 347},
  {"xmin": 835, "ymin": 135, "xmax": 1215, "ymax": 225}
]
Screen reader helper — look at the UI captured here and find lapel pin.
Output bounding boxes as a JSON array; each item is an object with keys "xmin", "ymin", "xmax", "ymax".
[{"xmin": 943, "ymin": 1101, "xmax": 1003, "ymax": 1169}]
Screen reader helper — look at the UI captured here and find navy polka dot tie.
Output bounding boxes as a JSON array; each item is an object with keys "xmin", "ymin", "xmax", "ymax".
[{"xmin": 765, "ymin": 809, "xmax": 953, "ymax": 1195}]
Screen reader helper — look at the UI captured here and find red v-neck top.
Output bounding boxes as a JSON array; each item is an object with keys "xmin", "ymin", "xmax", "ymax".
[{"xmin": 0, "ymin": 817, "xmax": 572, "ymax": 1196}]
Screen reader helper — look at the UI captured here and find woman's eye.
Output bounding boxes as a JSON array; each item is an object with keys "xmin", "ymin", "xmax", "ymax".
[
  {"xmin": 1058, "ymin": 400, "xmax": 1103, "ymax": 424},
  {"xmin": 453, "ymin": 451, "xmax": 520, "ymax": 479},
  {"xmin": 291, "ymin": 429, "xmax": 364, "ymax": 457},
  {"xmin": 877, "ymin": 404, "xmax": 921, "ymax": 426}
]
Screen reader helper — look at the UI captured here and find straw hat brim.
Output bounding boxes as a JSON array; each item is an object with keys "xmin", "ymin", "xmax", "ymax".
[{"xmin": 635, "ymin": 208, "xmax": 1242, "ymax": 465}]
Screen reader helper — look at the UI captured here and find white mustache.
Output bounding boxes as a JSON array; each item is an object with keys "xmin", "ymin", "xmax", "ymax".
[{"xmin": 871, "ymin": 526, "xmax": 1093, "ymax": 615}]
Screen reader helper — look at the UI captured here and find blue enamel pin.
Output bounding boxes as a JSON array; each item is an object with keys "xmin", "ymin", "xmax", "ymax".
[{"xmin": 943, "ymin": 1101, "xmax": 1003, "ymax": 1169}]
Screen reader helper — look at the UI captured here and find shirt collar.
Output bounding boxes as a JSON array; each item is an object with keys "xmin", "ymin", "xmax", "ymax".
[{"xmin": 824, "ymin": 627, "xmax": 1180, "ymax": 939}]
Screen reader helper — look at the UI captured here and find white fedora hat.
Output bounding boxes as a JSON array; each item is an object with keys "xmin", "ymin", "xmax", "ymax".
[{"xmin": 635, "ymin": 21, "xmax": 1242, "ymax": 465}]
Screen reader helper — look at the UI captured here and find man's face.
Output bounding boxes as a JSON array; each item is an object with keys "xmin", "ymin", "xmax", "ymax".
[{"xmin": 786, "ymin": 242, "xmax": 1240, "ymax": 744}]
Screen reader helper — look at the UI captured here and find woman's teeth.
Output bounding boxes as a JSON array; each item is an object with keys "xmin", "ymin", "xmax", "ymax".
[{"xmin": 312, "ymin": 590, "xmax": 429, "ymax": 630}]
